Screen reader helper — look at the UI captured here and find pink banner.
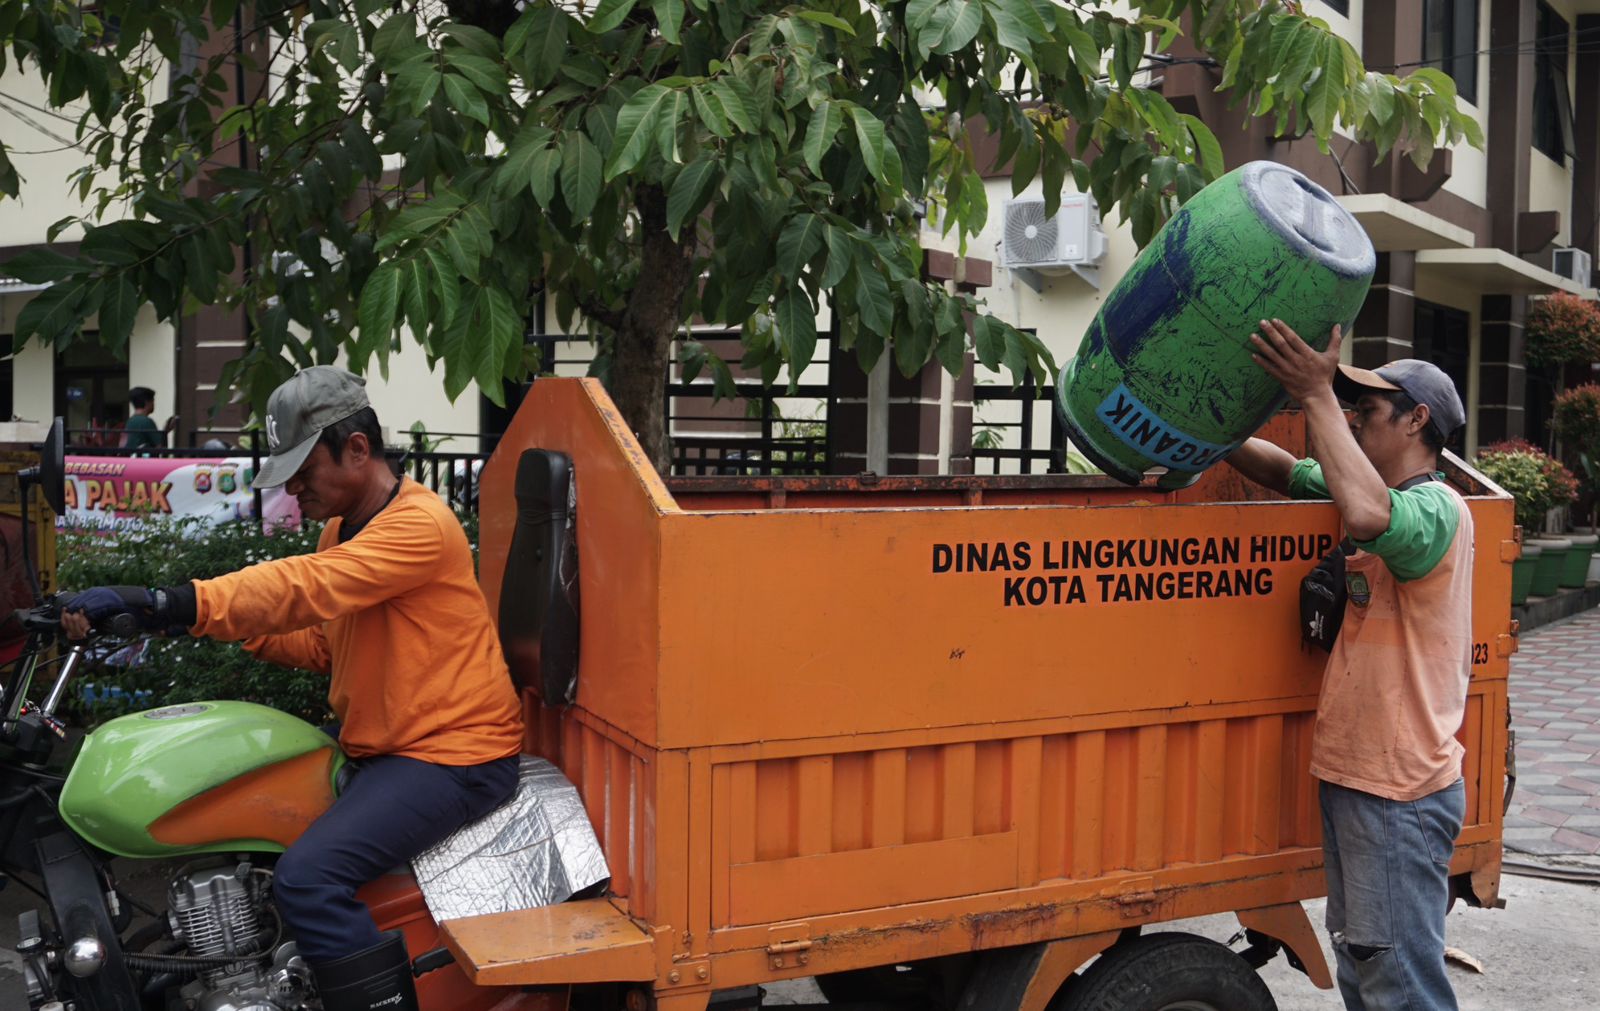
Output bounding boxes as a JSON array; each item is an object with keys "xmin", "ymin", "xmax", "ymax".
[{"xmin": 63, "ymin": 456, "xmax": 302, "ymax": 534}]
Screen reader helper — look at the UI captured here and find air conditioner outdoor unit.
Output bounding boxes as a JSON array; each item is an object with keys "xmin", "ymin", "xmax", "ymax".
[
  {"xmin": 1553, "ymin": 246, "xmax": 1593, "ymax": 286},
  {"xmin": 1001, "ymin": 195, "xmax": 1107, "ymax": 290}
]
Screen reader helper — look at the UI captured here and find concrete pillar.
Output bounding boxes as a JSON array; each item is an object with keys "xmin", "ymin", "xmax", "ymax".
[
  {"xmin": 1477, "ymin": 294, "xmax": 1528, "ymax": 444},
  {"xmin": 1351, "ymin": 252, "xmax": 1417, "ymax": 367},
  {"xmin": 828, "ymin": 252, "xmax": 990, "ymax": 475},
  {"xmin": 1487, "ymin": 0, "xmax": 1536, "ymax": 255},
  {"xmin": 1572, "ymin": 14, "xmax": 1600, "ymax": 266}
]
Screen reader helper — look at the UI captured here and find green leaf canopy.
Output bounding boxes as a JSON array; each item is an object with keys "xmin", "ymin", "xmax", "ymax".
[{"xmin": 0, "ymin": 0, "xmax": 1482, "ymax": 460}]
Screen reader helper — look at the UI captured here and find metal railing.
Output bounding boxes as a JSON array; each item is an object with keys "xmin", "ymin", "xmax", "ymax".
[
  {"xmin": 665, "ymin": 332, "xmax": 834, "ymax": 477},
  {"xmin": 969, "ymin": 374, "xmax": 1069, "ymax": 475},
  {"xmin": 671, "ymin": 435, "xmax": 829, "ymax": 476}
]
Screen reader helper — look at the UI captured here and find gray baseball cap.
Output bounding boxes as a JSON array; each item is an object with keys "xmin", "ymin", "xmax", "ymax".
[
  {"xmin": 254, "ymin": 366, "xmax": 371, "ymax": 488},
  {"xmin": 1334, "ymin": 359, "xmax": 1465, "ymax": 441}
]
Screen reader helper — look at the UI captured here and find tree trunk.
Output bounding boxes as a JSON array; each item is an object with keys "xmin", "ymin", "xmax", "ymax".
[{"xmin": 608, "ymin": 185, "xmax": 697, "ymax": 475}]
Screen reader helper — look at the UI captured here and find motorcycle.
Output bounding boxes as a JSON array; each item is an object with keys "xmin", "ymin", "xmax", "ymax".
[{"xmin": 0, "ymin": 423, "xmax": 554, "ymax": 1011}]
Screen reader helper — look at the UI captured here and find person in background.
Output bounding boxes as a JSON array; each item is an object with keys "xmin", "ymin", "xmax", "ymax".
[
  {"xmin": 121, "ymin": 387, "xmax": 164, "ymax": 450},
  {"xmin": 1226, "ymin": 320, "xmax": 1472, "ymax": 1011}
]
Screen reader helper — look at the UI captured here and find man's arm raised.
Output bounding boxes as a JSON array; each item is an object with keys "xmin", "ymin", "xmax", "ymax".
[{"xmin": 1249, "ymin": 321, "xmax": 1392, "ymax": 541}]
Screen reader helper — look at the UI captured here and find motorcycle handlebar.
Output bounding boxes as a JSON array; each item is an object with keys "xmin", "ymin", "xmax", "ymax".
[{"xmin": 12, "ymin": 596, "xmax": 140, "ymax": 639}]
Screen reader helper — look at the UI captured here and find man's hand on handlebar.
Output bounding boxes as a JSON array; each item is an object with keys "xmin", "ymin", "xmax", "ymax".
[
  {"xmin": 61, "ymin": 608, "xmax": 92, "ymax": 640},
  {"xmin": 61, "ymin": 586, "xmax": 171, "ymax": 639}
]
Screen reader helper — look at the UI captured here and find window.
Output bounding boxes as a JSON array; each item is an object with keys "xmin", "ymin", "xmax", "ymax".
[
  {"xmin": 1413, "ymin": 301, "xmax": 1470, "ymax": 452},
  {"xmin": 54, "ymin": 338, "xmax": 128, "ymax": 446},
  {"xmin": 1532, "ymin": 2, "xmax": 1575, "ymax": 163},
  {"xmin": 1423, "ymin": 0, "xmax": 1479, "ymax": 106}
]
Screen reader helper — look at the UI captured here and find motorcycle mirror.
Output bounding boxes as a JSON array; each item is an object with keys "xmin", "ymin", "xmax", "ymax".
[{"xmin": 19, "ymin": 418, "xmax": 66, "ymax": 516}]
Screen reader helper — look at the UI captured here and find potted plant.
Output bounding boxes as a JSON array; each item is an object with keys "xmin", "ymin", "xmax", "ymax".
[
  {"xmin": 1475, "ymin": 440, "xmax": 1579, "ymax": 602},
  {"xmin": 1526, "ymin": 292, "xmax": 1600, "ymax": 374},
  {"xmin": 1552, "ymin": 383, "xmax": 1600, "ymax": 584}
]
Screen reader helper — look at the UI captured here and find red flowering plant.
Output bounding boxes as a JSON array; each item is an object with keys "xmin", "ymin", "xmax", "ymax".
[
  {"xmin": 1525, "ymin": 293, "xmax": 1600, "ymax": 367},
  {"xmin": 1553, "ymin": 383, "xmax": 1600, "ymax": 525},
  {"xmin": 1475, "ymin": 439, "xmax": 1579, "ymax": 533}
]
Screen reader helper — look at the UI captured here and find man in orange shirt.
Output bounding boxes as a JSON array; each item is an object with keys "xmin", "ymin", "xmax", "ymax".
[
  {"xmin": 1228, "ymin": 322, "xmax": 1471, "ymax": 1011},
  {"xmin": 68, "ymin": 367, "xmax": 524, "ymax": 1011}
]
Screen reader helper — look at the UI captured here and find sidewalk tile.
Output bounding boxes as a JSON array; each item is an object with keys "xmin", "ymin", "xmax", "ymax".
[
  {"xmin": 1504, "ymin": 836, "xmax": 1575, "ymax": 856},
  {"xmin": 1550, "ymin": 828, "xmax": 1600, "ymax": 854},
  {"xmin": 1519, "ymin": 806, "xmax": 1571, "ymax": 827}
]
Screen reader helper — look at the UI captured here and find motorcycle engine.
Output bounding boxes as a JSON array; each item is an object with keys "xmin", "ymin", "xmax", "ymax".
[{"xmin": 165, "ymin": 861, "xmax": 312, "ymax": 1011}]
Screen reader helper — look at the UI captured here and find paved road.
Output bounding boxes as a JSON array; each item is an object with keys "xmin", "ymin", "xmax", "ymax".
[
  {"xmin": 766, "ymin": 874, "xmax": 1600, "ymax": 1009},
  {"xmin": 1505, "ymin": 609, "xmax": 1600, "ymax": 856}
]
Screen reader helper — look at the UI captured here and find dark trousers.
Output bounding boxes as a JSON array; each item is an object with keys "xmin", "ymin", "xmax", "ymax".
[{"xmin": 273, "ymin": 751, "xmax": 520, "ymax": 964}]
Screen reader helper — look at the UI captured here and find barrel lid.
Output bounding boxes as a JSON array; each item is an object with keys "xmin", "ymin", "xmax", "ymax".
[{"xmin": 1238, "ymin": 162, "xmax": 1374, "ymax": 279}]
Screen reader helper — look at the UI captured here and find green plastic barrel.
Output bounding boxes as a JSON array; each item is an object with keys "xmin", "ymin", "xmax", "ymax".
[
  {"xmin": 1511, "ymin": 544, "xmax": 1540, "ymax": 606},
  {"xmin": 1056, "ymin": 161, "xmax": 1376, "ymax": 486},
  {"xmin": 1529, "ymin": 537, "xmax": 1570, "ymax": 597}
]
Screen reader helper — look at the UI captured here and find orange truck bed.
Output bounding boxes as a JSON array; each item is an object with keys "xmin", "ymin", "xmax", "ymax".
[{"xmin": 457, "ymin": 378, "xmax": 1512, "ymax": 1011}]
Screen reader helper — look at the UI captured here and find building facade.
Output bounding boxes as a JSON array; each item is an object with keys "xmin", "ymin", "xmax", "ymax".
[
  {"xmin": 2, "ymin": 0, "xmax": 1597, "ymax": 469},
  {"xmin": 938, "ymin": 0, "xmax": 1600, "ymax": 476}
]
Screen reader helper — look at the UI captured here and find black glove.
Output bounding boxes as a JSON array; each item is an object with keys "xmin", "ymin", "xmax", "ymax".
[
  {"xmin": 63, "ymin": 586, "xmax": 156, "ymax": 631},
  {"xmin": 63, "ymin": 584, "xmax": 197, "ymax": 635}
]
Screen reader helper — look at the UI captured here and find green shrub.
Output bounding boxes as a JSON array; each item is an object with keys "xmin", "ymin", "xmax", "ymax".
[
  {"xmin": 1553, "ymin": 383, "xmax": 1600, "ymax": 450},
  {"xmin": 1474, "ymin": 440, "xmax": 1578, "ymax": 533},
  {"xmin": 57, "ymin": 509, "xmax": 479, "ymax": 724},
  {"xmin": 1553, "ymin": 384, "xmax": 1600, "ymax": 521}
]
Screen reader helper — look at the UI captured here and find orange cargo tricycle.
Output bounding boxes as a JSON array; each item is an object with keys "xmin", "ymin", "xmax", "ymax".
[{"xmin": 4, "ymin": 380, "xmax": 1511, "ymax": 1011}]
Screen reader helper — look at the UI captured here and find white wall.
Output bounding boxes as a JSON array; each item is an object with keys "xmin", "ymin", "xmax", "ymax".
[
  {"xmin": 1529, "ymin": 151, "xmax": 1574, "ymax": 248},
  {"xmin": 1314, "ymin": 0, "xmax": 1363, "ymax": 51},
  {"xmin": 3, "ymin": 59, "xmax": 174, "ymax": 425},
  {"xmin": 1441, "ymin": 0, "xmax": 1492, "ymax": 207},
  {"xmin": 1527, "ymin": 0, "xmax": 1581, "ymax": 249},
  {"xmin": 7, "ymin": 321, "xmax": 54, "ymax": 424},
  {"xmin": 921, "ymin": 178, "xmax": 1141, "ymax": 471},
  {"xmin": 2, "ymin": 67, "xmax": 101, "ymax": 245},
  {"xmin": 329, "ymin": 331, "xmax": 483, "ymax": 452}
]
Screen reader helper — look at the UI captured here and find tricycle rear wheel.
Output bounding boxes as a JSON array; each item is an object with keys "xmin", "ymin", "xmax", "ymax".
[{"xmin": 1054, "ymin": 932, "xmax": 1276, "ymax": 1011}]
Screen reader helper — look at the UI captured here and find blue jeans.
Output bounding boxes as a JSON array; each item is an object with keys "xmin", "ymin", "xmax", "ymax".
[
  {"xmin": 1320, "ymin": 778, "xmax": 1466, "ymax": 1011},
  {"xmin": 273, "ymin": 752, "xmax": 520, "ymax": 964}
]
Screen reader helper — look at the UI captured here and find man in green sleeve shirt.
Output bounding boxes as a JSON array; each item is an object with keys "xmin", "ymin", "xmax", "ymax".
[
  {"xmin": 1227, "ymin": 320, "xmax": 1473, "ymax": 1011},
  {"xmin": 121, "ymin": 387, "xmax": 164, "ymax": 450},
  {"xmin": 1285, "ymin": 455, "xmax": 1461, "ymax": 583}
]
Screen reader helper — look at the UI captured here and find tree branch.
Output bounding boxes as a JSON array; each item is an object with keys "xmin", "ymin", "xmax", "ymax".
[{"xmin": 574, "ymin": 295, "xmax": 625, "ymax": 331}]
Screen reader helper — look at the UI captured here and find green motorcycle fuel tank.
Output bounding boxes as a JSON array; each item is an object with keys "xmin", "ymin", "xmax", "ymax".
[{"xmin": 59, "ymin": 701, "xmax": 346, "ymax": 858}]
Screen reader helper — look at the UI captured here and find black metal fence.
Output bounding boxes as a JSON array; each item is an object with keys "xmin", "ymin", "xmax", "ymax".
[
  {"xmin": 969, "ymin": 373, "xmax": 1069, "ymax": 475},
  {"xmin": 535, "ymin": 334, "xmax": 836, "ymax": 476},
  {"xmin": 666, "ymin": 380, "xmax": 832, "ymax": 476}
]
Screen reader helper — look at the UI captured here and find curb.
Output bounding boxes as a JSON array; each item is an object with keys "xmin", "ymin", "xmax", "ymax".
[{"xmin": 1513, "ymin": 584, "xmax": 1600, "ymax": 634}]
